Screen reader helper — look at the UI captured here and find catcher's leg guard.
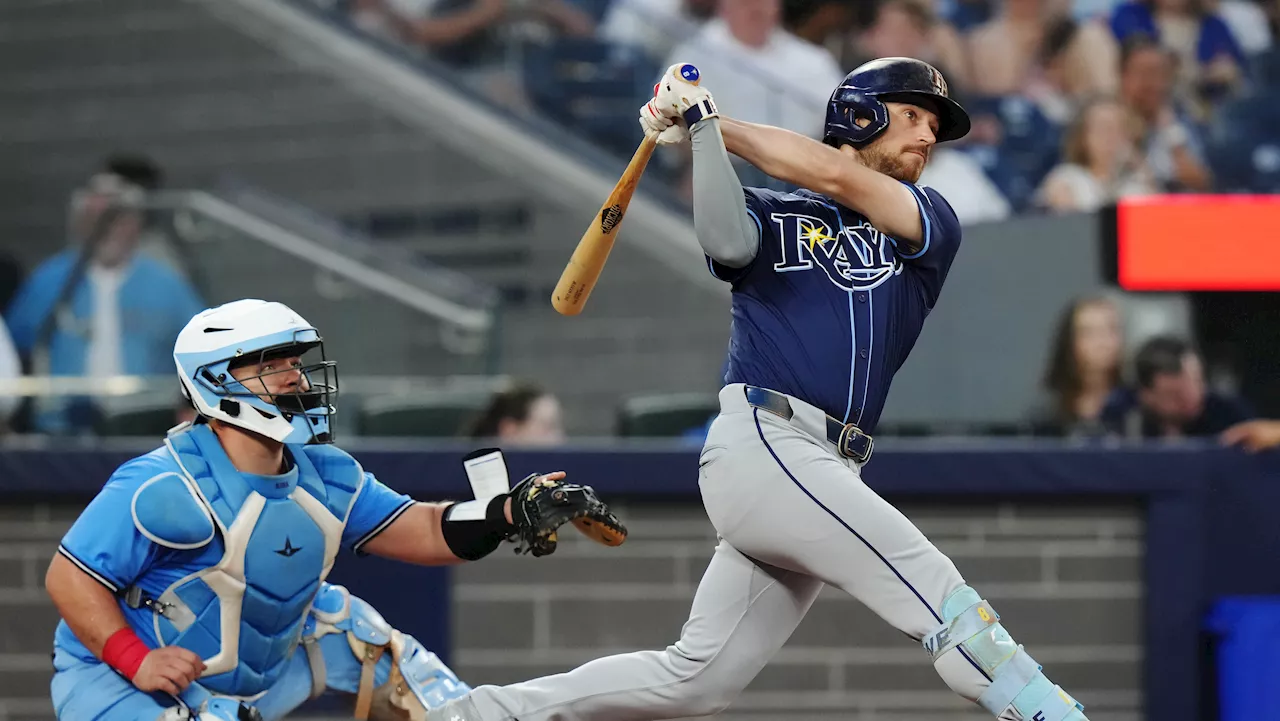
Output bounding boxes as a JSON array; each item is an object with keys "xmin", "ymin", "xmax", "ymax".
[
  {"xmin": 305, "ymin": 583, "xmax": 471, "ymax": 720},
  {"xmin": 157, "ymin": 699, "xmax": 263, "ymax": 721},
  {"xmin": 924, "ymin": 585, "xmax": 1089, "ymax": 721}
]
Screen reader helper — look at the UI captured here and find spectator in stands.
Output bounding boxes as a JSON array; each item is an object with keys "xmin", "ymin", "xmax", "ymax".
[
  {"xmin": 1101, "ymin": 335, "xmax": 1254, "ymax": 439},
  {"xmin": 943, "ymin": 0, "xmax": 996, "ymax": 31},
  {"xmin": 1109, "ymin": 0, "xmax": 1247, "ymax": 117},
  {"xmin": 917, "ymin": 144, "xmax": 1013, "ymax": 224},
  {"xmin": 1208, "ymin": 0, "xmax": 1273, "ymax": 56},
  {"xmin": 467, "ymin": 380, "xmax": 566, "ymax": 445},
  {"xmin": 851, "ymin": 0, "xmax": 972, "ymax": 91},
  {"xmin": 601, "ymin": 0, "xmax": 716, "ymax": 62},
  {"xmin": 1035, "ymin": 96, "xmax": 1158, "ymax": 213},
  {"xmin": 1029, "ymin": 295, "xmax": 1125, "ymax": 435},
  {"xmin": 5, "ymin": 165, "xmax": 205, "ymax": 435},
  {"xmin": 0, "ymin": 321, "xmax": 21, "ymax": 434},
  {"xmin": 352, "ymin": 0, "xmax": 505, "ymax": 54},
  {"xmin": 662, "ymin": 0, "xmax": 845, "ymax": 139},
  {"xmin": 1221, "ymin": 418, "xmax": 1280, "ymax": 451},
  {"xmin": 1024, "ymin": 16, "xmax": 1121, "ymax": 125},
  {"xmin": 353, "ymin": 0, "xmax": 595, "ymax": 67},
  {"xmin": 969, "ymin": 0, "xmax": 1118, "ymax": 99},
  {"xmin": 782, "ymin": 0, "xmax": 862, "ymax": 66},
  {"xmin": 1119, "ymin": 37, "xmax": 1213, "ymax": 191}
]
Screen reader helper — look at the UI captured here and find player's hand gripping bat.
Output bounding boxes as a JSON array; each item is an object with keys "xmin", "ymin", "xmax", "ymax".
[{"xmin": 551, "ymin": 134, "xmax": 658, "ymax": 316}]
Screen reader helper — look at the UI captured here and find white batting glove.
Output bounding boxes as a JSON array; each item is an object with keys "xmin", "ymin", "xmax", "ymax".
[
  {"xmin": 653, "ymin": 63, "xmax": 719, "ymax": 128},
  {"xmin": 638, "ymin": 97, "xmax": 689, "ymax": 146}
]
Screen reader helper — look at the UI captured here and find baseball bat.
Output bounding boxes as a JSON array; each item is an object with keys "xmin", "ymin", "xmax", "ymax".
[{"xmin": 551, "ymin": 133, "xmax": 659, "ymax": 316}]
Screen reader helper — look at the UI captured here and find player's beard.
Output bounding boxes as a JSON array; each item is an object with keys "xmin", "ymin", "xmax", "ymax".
[{"xmin": 860, "ymin": 142, "xmax": 928, "ymax": 184}]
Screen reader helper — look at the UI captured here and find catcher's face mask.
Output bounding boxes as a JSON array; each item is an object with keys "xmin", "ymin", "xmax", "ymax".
[{"xmin": 223, "ymin": 342, "xmax": 338, "ymax": 426}]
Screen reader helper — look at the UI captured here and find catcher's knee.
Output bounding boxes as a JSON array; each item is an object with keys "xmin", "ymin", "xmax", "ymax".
[
  {"xmin": 304, "ymin": 584, "xmax": 471, "ymax": 720},
  {"xmin": 924, "ymin": 585, "xmax": 1089, "ymax": 721}
]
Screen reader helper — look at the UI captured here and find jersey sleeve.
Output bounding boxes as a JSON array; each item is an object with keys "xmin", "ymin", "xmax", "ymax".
[
  {"xmin": 706, "ymin": 187, "xmax": 773, "ymax": 284},
  {"xmin": 344, "ymin": 471, "xmax": 415, "ymax": 555},
  {"xmin": 58, "ymin": 462, "xmax": 165, "ymax": 594},
  {"xmin": 890, "ymin": 183, "xmax": 963, "ymax": 305}
]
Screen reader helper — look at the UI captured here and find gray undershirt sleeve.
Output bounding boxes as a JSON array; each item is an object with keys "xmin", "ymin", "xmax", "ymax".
[{"xmin": 690, "ymin": 119, "xmax": 760, "ymax": 269}]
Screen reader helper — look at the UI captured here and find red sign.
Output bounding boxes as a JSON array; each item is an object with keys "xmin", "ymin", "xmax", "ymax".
[{"xmin": 1116, "ymin": 194, "xmax": 1280, "ymax": 291}]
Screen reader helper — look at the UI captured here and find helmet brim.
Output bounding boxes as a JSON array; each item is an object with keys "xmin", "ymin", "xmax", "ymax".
[{"xmin": 877, "ymin": 91, "xmax": 971, "ymax": 143}]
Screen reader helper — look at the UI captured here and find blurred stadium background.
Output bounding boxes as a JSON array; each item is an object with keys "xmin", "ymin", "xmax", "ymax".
[{"xmin": 5, "ymin": 0, "xmax": 1280, "ymax": 718}]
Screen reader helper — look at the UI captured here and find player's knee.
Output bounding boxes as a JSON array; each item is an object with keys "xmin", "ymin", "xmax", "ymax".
[
  {"xmin": 925, "ymin": 585, "xmax": 1090, "ymax": 720},
  {"xmin": 305, "ymin": 584, "xmax": 471, "ymax": 715},
  {"xmin": 658, "ymin": 643, "xmax": 746, "ymax": 716}
]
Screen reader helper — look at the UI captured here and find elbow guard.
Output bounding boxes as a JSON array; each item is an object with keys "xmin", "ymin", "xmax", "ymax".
[{"xmin": 440, "ymin": 495, "xmax": 515, "ymax": 561}]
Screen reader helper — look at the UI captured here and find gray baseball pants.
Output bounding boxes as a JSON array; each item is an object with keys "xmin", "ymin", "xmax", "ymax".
[{"xmin": 438, "ymin": 384, "xmax": 1019, "ymax": 721}]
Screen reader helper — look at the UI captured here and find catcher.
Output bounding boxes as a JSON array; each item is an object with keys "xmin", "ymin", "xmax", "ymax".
[{"xmin": 43, "ymin": 298, "xmax": 626, "ymax": 721}]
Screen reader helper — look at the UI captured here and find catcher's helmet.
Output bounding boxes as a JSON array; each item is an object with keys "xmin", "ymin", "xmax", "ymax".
[{"xmin": 824, "ymin": 57, "xmax": 970, "ymax": 148}]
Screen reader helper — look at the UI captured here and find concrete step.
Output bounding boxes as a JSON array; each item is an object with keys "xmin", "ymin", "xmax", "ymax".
[
  {"xmin": 0, "ymin": 14, "xmax": 273, "ymax": 74},
  {"xmin": 6, "ymin": 86, "xmax": 375, "ymax": 143}
]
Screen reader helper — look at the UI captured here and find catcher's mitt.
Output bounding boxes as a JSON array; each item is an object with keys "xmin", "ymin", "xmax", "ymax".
[{"xmin": 508, "ymin": 473, "xmax": 627, "ymax": 557}]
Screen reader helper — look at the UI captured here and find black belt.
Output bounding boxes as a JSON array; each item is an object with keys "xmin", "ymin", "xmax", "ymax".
[{"xmin": 744, "ymin": 386, "xmax": 874, "ymax": 463}]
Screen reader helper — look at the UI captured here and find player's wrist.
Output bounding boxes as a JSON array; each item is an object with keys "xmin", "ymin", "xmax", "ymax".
[
  {"xmin": 441, "ymin": 494, "xmax": 516, "ymax": 561},
  {"xmin": 101, "ymin": 626, "xmax": 150, "ymax": 680},
  {"xmin": 682, "ymin": 96, "xmax": 719, "ymax": 129}
]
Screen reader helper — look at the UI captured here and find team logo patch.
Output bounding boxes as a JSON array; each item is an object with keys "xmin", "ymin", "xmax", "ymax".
[
  {"xmin": 600, "ymin": 204, "xmax": 623, "ymax": 234},
  {"xmin": 770, "ymin": 212, "xmax": 903, "ymax": 291},
  {"xmin": 929, "ymin": 67, "xmax": 949, "ymax": 97},
  {"xmin": 679, "ymin": 64, "xmax": 700, "ymax": 84}
]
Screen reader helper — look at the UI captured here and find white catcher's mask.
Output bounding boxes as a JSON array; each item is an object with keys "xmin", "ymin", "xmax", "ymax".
[{"xmin": 173, "ymin": 299, "xmax": 337, "ymax": 444}]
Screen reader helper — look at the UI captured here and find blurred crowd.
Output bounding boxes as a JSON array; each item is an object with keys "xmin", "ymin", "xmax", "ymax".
[
  {"xmin": 3, "ymin": 0, "xmax": 1277, "ymax": 447},
  {"xmin": 331, "ymin": 0, "xmax": 1280, "ymax": 221}
]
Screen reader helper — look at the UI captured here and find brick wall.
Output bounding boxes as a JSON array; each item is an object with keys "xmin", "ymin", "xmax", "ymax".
[
  {"xmin": 453, "ymin": 501, "xmax": 1145, "ymax": 721},
  {"xmin": 0, "ymin": 500, "xmax": 1143, "ymax": 721}
]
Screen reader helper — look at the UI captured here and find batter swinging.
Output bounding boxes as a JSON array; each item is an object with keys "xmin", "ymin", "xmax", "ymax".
[{"xmin": 429, "ymin": 57, "xmax": 1091, "ymax": 721}]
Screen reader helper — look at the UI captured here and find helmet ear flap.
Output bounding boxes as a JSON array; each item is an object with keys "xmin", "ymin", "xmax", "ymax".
[{"xmin": 824, "ymin": 89, "xmax": 891, "ymax": 148}]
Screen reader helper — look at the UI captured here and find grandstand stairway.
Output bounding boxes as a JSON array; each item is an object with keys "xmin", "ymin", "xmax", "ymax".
[{"xmin": 0, "ymin": 0, "xmax": 730, "ymax": 435}]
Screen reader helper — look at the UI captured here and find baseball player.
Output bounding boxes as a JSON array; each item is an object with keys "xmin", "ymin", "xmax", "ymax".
[
  {"xmin": 44, "ymin": 298, "xmax": 625, "ymax": 720},
  {"xmin": 427, "ymin": 58, "xmax": 1091, "ymax": 721}
]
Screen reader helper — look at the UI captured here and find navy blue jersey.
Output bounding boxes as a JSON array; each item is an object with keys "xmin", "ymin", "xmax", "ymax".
[{"xmin": 709, "ymin": 184, "xmax": 963, "ymax": 432}]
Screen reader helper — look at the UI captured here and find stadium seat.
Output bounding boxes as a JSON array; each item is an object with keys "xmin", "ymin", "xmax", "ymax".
[
  {"xmin": 1253, "ymin": 48, "xmax": 1280, "ymax": 89},
  {"xmin": 523, "ymin": 38, "xmax": 659, "ymax": 156},
  {"xmin": 617, "ymin": 393, "xmax": 719, "ymax": 438},
  {"xmin": 94, "ymin": 399, "xmax": 181, "ymax": 438},
  {"xmin": 1207, "ymin": 95, "xmax": 1280, "ymax": 192},
  {"xmin": 355, "ymin": 392, "xmax": 490, "ymax": 438}
]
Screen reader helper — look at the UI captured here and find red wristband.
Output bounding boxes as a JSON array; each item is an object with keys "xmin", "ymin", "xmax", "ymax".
[{"xmin": 101, "ymin": 627, "xmax": 149, "ymax": 680}]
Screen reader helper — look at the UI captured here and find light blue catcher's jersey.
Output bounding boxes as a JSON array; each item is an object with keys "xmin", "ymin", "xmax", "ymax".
[{"xmin": 54, "ymin": 422, "xmax": 414, "ymax": 697}]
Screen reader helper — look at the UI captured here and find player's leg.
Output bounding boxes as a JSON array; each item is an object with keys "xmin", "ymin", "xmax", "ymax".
[
  {"xmin": 713, "ymin": 404, "xmax": 1088, "ymax": 721},
  {"xmin": 432, "ymin": 537, "xmax": 824, "ymax": 721},
  {"xmin": 51, "ymin": 648, "xmax": 172, "ymax": 720},
  {"xmin": 253, "ymin": 582, "xmax": 471, "ymax": 720},
  {"xmin": 50, "ymin": 647, "xmax": 254, "ymax": 721}
]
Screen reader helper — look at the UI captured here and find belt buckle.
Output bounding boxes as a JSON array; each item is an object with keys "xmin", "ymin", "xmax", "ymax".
[{"xmin": 836, "ymin": 423, "xmax": 873, "ymax": 463}]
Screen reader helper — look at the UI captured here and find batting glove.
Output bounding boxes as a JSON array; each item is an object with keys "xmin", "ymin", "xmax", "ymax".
[
  {"xmin": 638, "ymin": 97, "xmax": 689, "ymax": 146},
  {"xmin": 653, "ymin": 63, "xmax": 719, "ymax": 128}
]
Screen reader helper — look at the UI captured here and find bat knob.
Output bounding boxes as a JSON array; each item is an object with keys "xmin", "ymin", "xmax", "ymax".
[{"xmin": 679, "ymin": 64, "xmax": 701, "ymax": 86}]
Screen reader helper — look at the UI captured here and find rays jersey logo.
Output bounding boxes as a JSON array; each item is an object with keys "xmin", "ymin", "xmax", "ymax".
[{"xmin": 769, "ymin": 212, "xmax": 903, "ymax": 291}]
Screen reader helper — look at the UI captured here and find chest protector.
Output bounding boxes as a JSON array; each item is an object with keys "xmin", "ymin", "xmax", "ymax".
[{"xmin": 134, "ymin": 423, "xmax": 362, "ymax": 697}]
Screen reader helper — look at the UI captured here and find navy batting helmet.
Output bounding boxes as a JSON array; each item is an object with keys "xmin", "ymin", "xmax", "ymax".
[{"xmin": 824, "ymin": 57, "xmax": 970, "ymax": 148}]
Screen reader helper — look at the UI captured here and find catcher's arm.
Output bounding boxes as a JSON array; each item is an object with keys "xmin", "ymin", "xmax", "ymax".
[
  {"xmin": 359, "ymin": 497, "xmax": 515, "ymax": 566},
  {"xmin": 361, "ymin": 471, "xmax": 627, "ymax": 564}
]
